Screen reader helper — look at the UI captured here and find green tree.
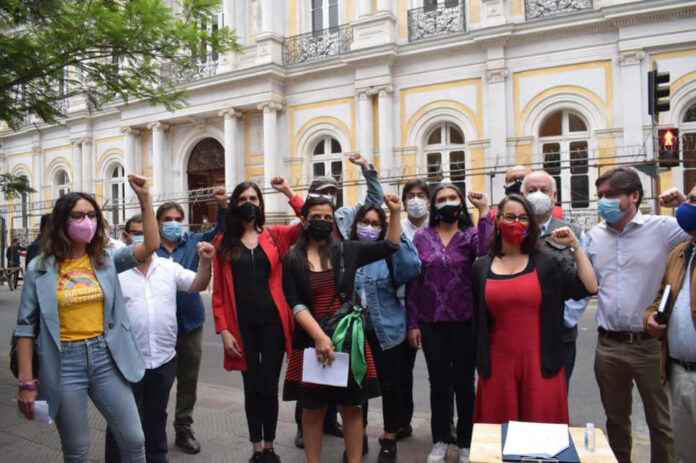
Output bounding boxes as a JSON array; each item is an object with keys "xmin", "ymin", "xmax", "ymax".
[
  {"xmin": 1, "ymin": 0, "xmax": 239, "ymax": 130},
  {"xmin": 0, "ymin": 173, "xmax": 35, "ymax": 199}
]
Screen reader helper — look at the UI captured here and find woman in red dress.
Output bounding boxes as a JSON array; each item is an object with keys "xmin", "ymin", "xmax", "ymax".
[{"xmin": 472, "ymin": 194, "xmax": 597, "ymax": 424}]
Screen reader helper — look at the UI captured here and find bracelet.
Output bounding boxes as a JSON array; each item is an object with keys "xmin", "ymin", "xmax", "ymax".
[{"xmin": 17, "ymin": 379, "xmax": 39, "ymax": 391}]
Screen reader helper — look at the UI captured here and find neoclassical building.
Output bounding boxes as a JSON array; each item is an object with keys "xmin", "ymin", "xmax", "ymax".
[{"xmin": 2, "ymin": 0, "xmax": 696, "ymax": 237}]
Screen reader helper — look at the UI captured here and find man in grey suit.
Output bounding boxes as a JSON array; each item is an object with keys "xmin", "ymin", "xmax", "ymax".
[{"xmin": 522, "ymin": 170, "xmax": 590, "ymax": 386}]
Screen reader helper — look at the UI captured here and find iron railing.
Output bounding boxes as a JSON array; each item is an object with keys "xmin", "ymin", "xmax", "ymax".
[
  {"xmin": 160, "ymin": 58, "xmax": 218, "ymax": 84},
  {"xmin": 525, "ymin": 0, "xmax": 593, "ymax": 20},
  {"xmin": 407, "ymin": 2, "xmax": 466, "ymax": 42},
  {"xmin": 282, "ymin": 24, "xmax": 353, "ymax": 66}
]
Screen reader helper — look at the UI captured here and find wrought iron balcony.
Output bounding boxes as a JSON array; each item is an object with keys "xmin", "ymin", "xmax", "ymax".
[
  {"xmin": 160, "ymin": 58, "xmax": 218, "ymax": 84},
  {"xmin": 282, "ymin": 24, "xmax": 353, "ymax": 66},
  {"xmin": 525, "ymin": 0, "xmax": 593, "ymax": 20},
  {"xmin": 408, "ymin": 2, "xmax": 466, "ymax": 42}
]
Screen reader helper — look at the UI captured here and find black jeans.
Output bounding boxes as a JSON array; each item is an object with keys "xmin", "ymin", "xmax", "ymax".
[
  {"xmin": 420, "ymin": 321, "xmax": 476, "ymax": 448},
  {"xmin": 371, "ymin": 340, "xmax": 404, "ymax": 434},
  {"xmin": 399, "ymin": 343, "xmax": 418, "ymax": 429},
  {"xmin": 563, "ymin": 340, "xmax": 577, "ymax": 388},
  {"xmin": 240, "ymin": 323, "xmax": 285, "ymax": 443},
  {"xmin": 105, "ymin": 356, "xmax": 177, "ymax": 463}
]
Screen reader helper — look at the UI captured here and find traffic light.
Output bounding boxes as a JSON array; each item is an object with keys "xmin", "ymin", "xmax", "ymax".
[
  {"xmin": 658, "ymin": 128, "xmax": 679, "ymax": 168},
  {"xmin": 648, "ymin": 69, "xmax": 671, "ymax": 116}
]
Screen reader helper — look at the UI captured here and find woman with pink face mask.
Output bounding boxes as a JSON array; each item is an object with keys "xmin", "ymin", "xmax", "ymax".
[
  {"xmin": 14, "ymin": 175, "xmax": 160, "ymax": 462},
  {"xmin": 471, "ymin": 194, "xmax": 597, "ymax": 425}
]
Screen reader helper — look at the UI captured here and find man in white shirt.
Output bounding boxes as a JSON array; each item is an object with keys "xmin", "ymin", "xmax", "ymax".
[
  {"xmin": 104, "ymin": 214, "xmax": 214, "ymax": 463},
  {"xmin": 587, "ymin": 167, "xmax": 687, "ymax": 463}
]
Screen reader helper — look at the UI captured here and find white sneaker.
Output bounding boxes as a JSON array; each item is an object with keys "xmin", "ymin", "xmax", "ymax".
[
  {"xmin": 459, "ymin": 447, "xmax": 470, "ymax": 463},
  {"xmin": 427, "ymin": 442, "xmax": 449, "ymax": 463}
]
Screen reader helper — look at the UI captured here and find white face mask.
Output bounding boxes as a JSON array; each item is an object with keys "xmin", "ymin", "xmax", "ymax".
[
  {"xmin": 526, "ymin": 191, "xmax": 553, "ymax": 216},
  {"xmin": 406, "ymin": 197, "xmax": 428, "ymax": 219}
]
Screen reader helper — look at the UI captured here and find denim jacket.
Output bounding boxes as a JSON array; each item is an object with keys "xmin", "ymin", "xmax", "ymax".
[
  {"xmin": 335, "ymin": 167, "xmax": 383, "ymax": 240},
  {"xmin": 355, "ymin": 235, "xmax": 421, "ymax": 350},
  {"xmin": 14, "ymin": 245, "xmax": 146, "ymax": 418}
]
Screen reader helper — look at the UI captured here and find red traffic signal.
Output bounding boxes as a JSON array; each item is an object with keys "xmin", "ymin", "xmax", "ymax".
[{"xmin": 658, "ymin": 128, "xmax": 679, "ymax": 168}]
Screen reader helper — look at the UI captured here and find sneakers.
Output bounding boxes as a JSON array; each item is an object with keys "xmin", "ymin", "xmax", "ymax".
[
  {"xmin": 395, "ymin": 425, "xmax": 413, "ymax": 441},
  {"xmin": 377, "ymin": 438, "xmax": 397, "ymax": 463},
  {"xmin": 427, "ymin": 442, "xmax": 449, "ymax": 463},
  {"xmin": 249, "ymin": 452, "xmax": 263, "ymax": 463},
  {"xmin": 262, "ymin": 448, "xmax": 281, "ymax": 463}
]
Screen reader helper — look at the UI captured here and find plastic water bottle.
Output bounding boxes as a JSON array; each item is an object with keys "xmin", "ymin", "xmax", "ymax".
[{"xmin": 584, "ymin": 423, "xmax": 596, "ymax": 452}]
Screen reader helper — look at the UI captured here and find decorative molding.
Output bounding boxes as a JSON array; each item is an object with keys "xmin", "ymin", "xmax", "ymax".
[
  {"xmin": 218, "ymin": 108, "xmax": 244, "ymax": 119},
  {"xmin": 356, "ymin": 84, "xmax": 394, "ymax": 98},
  {"xmin": 121, "ymin": 127, "xmax": 142, "ymax": 136},
  {"xmin": 378, "ymin": 85, "xmax": 395, "ymax": 97},
  {"xmin": 618, "ymin": 49, "xmax": 645, "ymax": 66},
  {"xmin": 525, "ymin": 0, "xmax": 593, "ymax": 21},
  {"xmin": 486, "ymin": 67, "xmax": 509, "ymax": 83},
  {"xmin": 147, "ymin": 122, "xmax": 170, "ymax": 131},
  {"xmin": 257, "ymin": 101, "xmax": 284, "ymax": 113}
]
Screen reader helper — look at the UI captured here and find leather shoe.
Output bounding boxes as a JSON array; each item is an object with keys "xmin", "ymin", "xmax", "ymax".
[
  {"xmin": 294, "ymin": 427, "xmax": 304, "ymax": 449},
  {"xmin": 395, "ymin": 425, "xmax": 413, "ymax": 441},
  {"xmin": 323, "ymin": 421, "xmax": 344, "ymax": 438},
  {"xmin": 175, "ymin": 429, "xmax": 201, "ymax": 454}
]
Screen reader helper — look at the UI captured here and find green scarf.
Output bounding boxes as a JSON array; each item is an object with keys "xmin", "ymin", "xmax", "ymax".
[{"xmin": 332, "ymin": 305, "xmax": 367, "ymax": 388}]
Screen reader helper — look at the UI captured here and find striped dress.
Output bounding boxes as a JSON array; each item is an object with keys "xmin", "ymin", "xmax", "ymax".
[{"xmin": 283, "ymin": 269, "xmax": 379, "ymax": 401}]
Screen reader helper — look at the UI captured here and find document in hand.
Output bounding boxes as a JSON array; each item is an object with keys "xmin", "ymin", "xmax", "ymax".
[
  {"xmin": 302, "ymin": 348, "xmax": 349, "ymax": 387},
  {"xmin": 12, "ymin": 399, "xmax": 52, "ymax": 424},
  {"xmin": 502, "ymin": 421, "xmax": 569, "ymax": 459}
]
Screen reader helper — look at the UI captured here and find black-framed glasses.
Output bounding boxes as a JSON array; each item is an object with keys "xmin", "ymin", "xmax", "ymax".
[
  {"xmin": 70, "ymin": 211, "xmax": 98, "ymax": 221},
  {"xmin": 499, "ymin": 213, "xmax": 531, "ymax": 225}
]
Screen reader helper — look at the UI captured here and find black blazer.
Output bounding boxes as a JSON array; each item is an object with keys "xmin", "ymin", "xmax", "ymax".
[
  {"xmin": 472, "ymin": 249, "xmax": 594, "ymax": 378},
  {"xmin": 283, "ymin": 239, "xmax": 399, "ymax": 349}
]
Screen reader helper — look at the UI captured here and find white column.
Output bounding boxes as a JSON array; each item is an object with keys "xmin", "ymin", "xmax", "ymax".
[
  {"xmin": 122, "ymin": 127, "xmax": 140, "ymax": 205},
  {"xmin": 258, "ymin": 101, "xmax": 284, "ymax": 211},
  {"xmin": 376, "ymin": 0, "xmax": 392, "ymax": 13},
  {"xmin": 359, "ymin": 0, "xmax": 373, "ymax": 16},
  {"xmin": 261, "ymin": 0, "xmax": 274, "ymax": 34},
  {"xmin": 148, "ymin": 122, "xmax": 168, "ymax": 201},
  {"xmin": 71, "ymin": 139, "xmax": 82, "ymax": 191},
  {"xmin": 378, "ymin": 86, "xmax": 395, "ymax": 192},
  {"xmin": 358, "ymin": 91, "xmax": 375, "ymax": 162},
  {"xmin": 619, "ymin": 50, "xmax": 646, "ymax": 155},
  {"xmin": 220, "ymin": 109, "xmax": 243, "ymax": 191},
  {"xmin": 485, "ymin": 66, "xmax": 509, "ymax": 202},
  {"xmin": 81, "ymin": 137, "xmax": 93, "ymax": 194},
  {"xmin": 31, "ymin": 143, "xmax": 43, "ymax": 203}
]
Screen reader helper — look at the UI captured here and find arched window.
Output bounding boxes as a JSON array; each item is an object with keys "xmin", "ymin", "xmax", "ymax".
[
  {"xmin": 54, "ymin": 169, "xmax": 70, "ymax": 198},
  {"xmin": 108, "ymin": 163, "xmax": 126, "ymax": 226},
  {"xmin": 424, "ymin": 122, "xmax": 466, "ymax": 194},
  {"xmin": 681, "ymin": 102, "xmax": 696, "ymax": 191},
  {"xmin": 539, "ymin": 110, "xmax": 590, "ymax": 208},
  {"xmin": 311, "ymin": 135, "xmax": 343, "ymax": 207}
]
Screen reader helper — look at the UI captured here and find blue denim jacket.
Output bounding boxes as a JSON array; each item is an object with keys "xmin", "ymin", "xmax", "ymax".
[
  {"xmin": 354, "ymin": 235, "xmax": 421, "ymax": 350},
  {"xmin": 14, "ymin": 245, "xmax": 145, "ymax": 418},
  {"xmin": 335, "ymin": 167, "xmax": 383, "ymax": 240}
]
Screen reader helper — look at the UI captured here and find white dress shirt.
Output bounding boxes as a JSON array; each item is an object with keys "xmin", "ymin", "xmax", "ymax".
[
  {"xmin": 402, "ymin": 216, "xmax": 429, "ymax": 241},
  {"xmin": 119, "ymin": 254, "xmax": 196, "ymax": 369},
  {"xmin": 587, "ymin": 211, "xmax": 690, "ymax": 332}
]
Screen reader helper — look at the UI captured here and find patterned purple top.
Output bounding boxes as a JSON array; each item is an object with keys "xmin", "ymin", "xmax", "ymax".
[{"xmin": 406, "ymin": 215, "xmax": 493, "ymax": 329}]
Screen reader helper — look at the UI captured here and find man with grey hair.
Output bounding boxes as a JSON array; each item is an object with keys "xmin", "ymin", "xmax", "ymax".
[{"xmin": 522, "ymin": 170, "xmax": 589, "ymax": 386}]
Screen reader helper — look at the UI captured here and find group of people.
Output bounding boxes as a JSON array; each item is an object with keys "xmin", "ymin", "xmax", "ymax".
[{"xmin": 11, "ymin": 156, "xmax": 696, "ymax": 463}]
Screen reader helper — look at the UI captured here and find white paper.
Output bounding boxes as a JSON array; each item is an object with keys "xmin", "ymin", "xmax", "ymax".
[
  {"xmin": 502, "ymin": 421, "xmax": 569, "ymax": 458},
  {"xmin": 12, "ymin": 399, "xmax": 53, "ymax": 424},
  {"xmin": 302, "ymin": 348, "xmax": 349, "ymax": 387},
  {"xmin": 658, "ymin": 284, "xmax": 672, "ymax": 314}
]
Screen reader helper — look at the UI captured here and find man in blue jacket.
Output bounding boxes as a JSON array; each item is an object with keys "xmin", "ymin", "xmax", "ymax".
[{"xmin": 155, "ymin": 186, "xmax": 227, "ymax": 454}]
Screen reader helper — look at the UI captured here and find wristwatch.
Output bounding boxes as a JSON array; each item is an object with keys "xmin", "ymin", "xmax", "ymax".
[{"xmin": 17, "ymin": 379, "xmax": 39, "ymax": 391}]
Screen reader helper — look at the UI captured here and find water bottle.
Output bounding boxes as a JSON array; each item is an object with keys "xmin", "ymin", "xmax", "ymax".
[{"xmin": 584, "ymin": 422, "xmax": 596, "ymax": 451}]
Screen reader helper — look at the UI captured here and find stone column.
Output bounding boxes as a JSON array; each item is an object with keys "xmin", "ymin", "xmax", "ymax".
[
  {"xmin": 376, "ymin": 0, "xmax": 392, "ymax": 13},
  {"xmin": 122, "ymin": 127, "xmax": 141, "ymax": 205},
  {"xmin": 261, "ymin": 0, "xmax": 274, "ymax": 34},
  {"xmin": 485, "ymin": 65, "xmax": 509, "ymax": 202},
  {"xmin": 220, "ymin": 109, "xmax": 243, "ymax": 191},
  {"xmin": 619, "ymin": 50, "xmax": 646, "ymax": 155},
  {"xmin": 81, "ymin": 137, "xmax": 93, "ymax": 194},
  {"xmin": 31, "ymin": 143, "xmax": 43, "ymax": 204},
  {"xmin": 258, "ymin": 101, "xmax": 284, "ymax": 211},
  {"xmin": 148, "ymin": 122, "xmax": 169, "ymax": 201},
  {"xmin": 71, "ymin": 138, "xmax": 82, "ymax": 191},
  {"xmin": 378, "ymin": 86, "xmax": 395, "ymax": 192},
  {"xmin": 359, "ymin": 0, "xmax": 373, "ymax": 16},
  {"xmin": 357, "ymin": 91, "xmax": 375, "ymax": 162}
]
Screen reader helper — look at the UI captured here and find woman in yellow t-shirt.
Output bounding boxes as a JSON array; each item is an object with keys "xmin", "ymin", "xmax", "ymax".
[{"xmin": 15, "ymin": 174, "xmax": 160, "ymax": 462}]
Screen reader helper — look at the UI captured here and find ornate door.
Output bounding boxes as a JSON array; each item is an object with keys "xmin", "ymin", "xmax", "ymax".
[{"xmin": 187, "ymin": 138, "xmax": 225, "ymax": 232}]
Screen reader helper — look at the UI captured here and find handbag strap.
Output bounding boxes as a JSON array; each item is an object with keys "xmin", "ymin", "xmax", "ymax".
[{"xmin": 327, "ymin": 242, "xmax": 345, "ymax": 315}]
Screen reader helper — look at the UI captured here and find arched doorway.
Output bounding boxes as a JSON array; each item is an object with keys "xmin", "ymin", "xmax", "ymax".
[{"xmin": 187, "ymin": 138, "xmax": 225, "ymax": 231}]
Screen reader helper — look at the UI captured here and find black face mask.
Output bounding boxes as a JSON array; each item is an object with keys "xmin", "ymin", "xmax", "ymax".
[
  {"xmin": 239, "ymin": 202, "xmax": 260, "ymax": 222},
  {"xmin": 505, "ymin": 180, "xmax": 523, "ymax": 195},
  {"xmin": 306, "ymin": 219, "xmax": 334, "ymax": 241},
  {"xmin": 436, "ymin": 204, "xmax": 462, "ymax": 224}
]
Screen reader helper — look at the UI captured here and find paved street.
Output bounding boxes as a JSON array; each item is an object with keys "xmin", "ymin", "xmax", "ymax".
[{"xmin": 0, "ymin": 285, "xmax": 650, "ymax": 462}]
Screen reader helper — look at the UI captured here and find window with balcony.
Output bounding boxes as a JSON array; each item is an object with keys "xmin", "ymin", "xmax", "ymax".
[
  {"xmin": 425, "ymin": 122, "xmax": 466, "ymax": 194},
  {"xmin": 282, "ymin": 1, "xmax": 351, "ymax": 65},
  {"xmin": 54, "ymin": 169, "xmax": 70, "ymax": 198},
  {"xmin": 312, "ymin": 0, "xmax": 338, "ymax": 33},
  {"xmin": 161, "ymin": 10, "xmax": 223, "ymax": 82},
  {"xmin": 311, "ymin": 136, "xmax": 344, "ymax": 208},
  {"xmin": 539, "ymin": 110, "xmax": 591, "ymax": 208},
  {"xmin": 408, "ymin": 0, "xmax": 465, "ymax": 42},
  {"xmin": 525, "ymin": 0, "xmax": 593, "ymax": 20}
]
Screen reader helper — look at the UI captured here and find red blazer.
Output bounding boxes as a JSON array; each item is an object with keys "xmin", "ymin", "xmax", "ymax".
[{"xmin": 212, "ymin": 197, "xmax": 303, "ymax": 371}]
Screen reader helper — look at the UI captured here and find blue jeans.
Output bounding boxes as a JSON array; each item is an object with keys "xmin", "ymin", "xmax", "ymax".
[{"xmin": 55, "ymin": 336, "xmax": 145, "ymax": 463}]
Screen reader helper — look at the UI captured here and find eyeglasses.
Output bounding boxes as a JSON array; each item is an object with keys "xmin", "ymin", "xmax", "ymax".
[
  {"xmin": 70, "ymin": 211, "xmax": 98, "ymax": 221},
  {"xmin": 307, "ymin": 193, "xmax": 335, "ymax": 200},
  {"xmin": 499, "ymin": 214, "xmax": 531, "ymax": 225},
  {"xmin": 405, "ymin": 192, "xmax": 428, "ymax": 200}
]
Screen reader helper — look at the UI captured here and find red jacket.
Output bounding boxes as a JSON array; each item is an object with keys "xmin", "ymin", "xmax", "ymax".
[{"xmin": 212, "ymin": 197, "xmax": 303, "ymax": 371}]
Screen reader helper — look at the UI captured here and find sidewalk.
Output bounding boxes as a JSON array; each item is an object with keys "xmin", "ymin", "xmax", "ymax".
[{"xmin": 0, "ymin": 351, "xmax": 438, "ymax": 462}]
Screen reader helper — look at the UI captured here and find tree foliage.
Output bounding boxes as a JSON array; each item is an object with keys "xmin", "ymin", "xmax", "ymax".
[
  {"xmin": 1, "ymin": 0, "xmax": 239, "ymax": 130},
  {"xmin": 0, "ymin": 173, "xmax": 35, "ymax": 199}
]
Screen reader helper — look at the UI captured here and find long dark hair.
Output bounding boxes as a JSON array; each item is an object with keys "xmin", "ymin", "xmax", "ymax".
[
  {"xmin": 428, "ymin": 183, "xmax": 474, "ymax": 229},
  {"xmin": 41, "ymin": 192, "xmax": 108, "ymax": 267},
  {"xmin": 285, "ymin": 195, "xmax": 337, "ymax": 271},
  {"xmin": 350, "ymin": 204, "xmax": 387, "ymax": 241},
  {"xmin": 489, "ymin": 194, "xmax": 540, "ymax": 257},
  {"xmin": 218, "ymin": 182, "xmax": 265, "ymax": 262}
]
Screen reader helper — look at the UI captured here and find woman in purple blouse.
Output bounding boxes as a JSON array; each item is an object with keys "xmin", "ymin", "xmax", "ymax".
[{"xmin": 405, "ymin": 183, "xmax": 493, "ymax": 463}]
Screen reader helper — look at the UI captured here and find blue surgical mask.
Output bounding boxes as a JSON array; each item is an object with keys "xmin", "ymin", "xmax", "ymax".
[
  {"xmin": 130, "ymin": 235, "xmax": 145, "ymax": 245},
  {"xmin": 598, "ymin": 198, "xmax": 627, "ymax": 224},
  {"xmin": 676, "ymin": 202, "xmax": 696, "ymax": 233},
  {"xmin": 161, "ymin": 221, "xmax": 183, "ymax": 241}
]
